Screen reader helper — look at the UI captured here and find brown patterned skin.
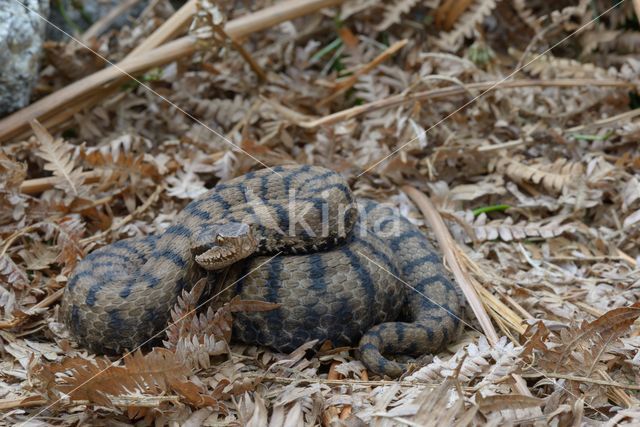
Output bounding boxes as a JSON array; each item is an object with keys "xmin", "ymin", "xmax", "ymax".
[{"xmin": 60, "ymin": 165, "xmax": 463, "ymax": 377}]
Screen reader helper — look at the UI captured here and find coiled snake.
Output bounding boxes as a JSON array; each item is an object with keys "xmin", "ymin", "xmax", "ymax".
[{"xmin": 61, "ymin": 164, "xmax": 463, "ymax": 377}]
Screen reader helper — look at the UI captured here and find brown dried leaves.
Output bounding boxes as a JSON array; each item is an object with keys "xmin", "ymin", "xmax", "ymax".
[{"xmin": 34, "ymin": 348, "xmax": 222, "ymax": 415}]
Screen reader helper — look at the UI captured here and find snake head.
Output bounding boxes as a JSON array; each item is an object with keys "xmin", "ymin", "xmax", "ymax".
[{"xmin": 191, "ymin": 222, "xmax": 258, "ymax": 270}]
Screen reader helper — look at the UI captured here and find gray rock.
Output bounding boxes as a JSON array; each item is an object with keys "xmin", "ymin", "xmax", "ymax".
[
  {"xmin": 46, "ymin": 0, "xmax": 151, "ymax": 41},
  {"xmin": 0, "ymin": 0, "xmax": 49, "ymax": 117}
]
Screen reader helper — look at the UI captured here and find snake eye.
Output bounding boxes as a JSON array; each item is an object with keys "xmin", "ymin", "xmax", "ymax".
[{"xmin": 216, "ymin": 235, "xmax": 225, "ymax": 244}]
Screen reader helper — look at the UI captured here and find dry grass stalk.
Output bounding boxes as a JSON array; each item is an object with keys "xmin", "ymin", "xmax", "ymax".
[
  {"xmin": 297, "ymin": 78, "xmax": 633, "ymax": 128},
  {"xmin": 319, "ymin": 39, "xmax": 408, "ymax": 105},
  {"xmin": 0, "ymin": 0, "xmax": 346, "ymax": 142},
  {"xmin": 128, "ymin": 0, "xmax": 198, "ymax": 56}
]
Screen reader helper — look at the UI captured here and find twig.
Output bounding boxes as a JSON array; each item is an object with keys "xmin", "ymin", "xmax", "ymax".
[
  {"xmin": 0, "ymin": 0, "xmax": 346, "ymax": 142},
  {"xmin": 523, "ymin": 371, "xmax": 640, "ymax": 391},
  {"xmin": 0, "ymin": 394, "xmax": 181, "ymax": 411},
  {"xmin": 211, "ymin": 25, "xmax": 267, "ymax": 82},
  {"xmin": 318, "ymin": 39, "xmax": 408, "ymax": 106},
  {"xmin": 293, "ymin": 79, "xmax": 633, "ymax": 128},
  {"xmin": 567, "ymin": 107, "xmax": 640, "ymax": 133},
  {"xmin": 243, "ymin": 373, "xmax": 474, "ymax": 390},
  {"xmin": 20, "ymin": 171, "xmax": 101, "ymax": 194},
  {"xmin": 129, "ymin": 0, "xmax": 197, "ymax": 56}
]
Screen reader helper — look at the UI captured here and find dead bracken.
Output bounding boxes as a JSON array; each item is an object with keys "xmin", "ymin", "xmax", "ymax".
[{"xmin": 1, "ymin": 0, "xmax": 640, "ymax": 425}]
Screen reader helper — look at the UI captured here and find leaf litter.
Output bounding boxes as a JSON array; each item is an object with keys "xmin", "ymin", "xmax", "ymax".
[{"xmin": 1, "ymin": 0, "xmax": 640, "ymax": 425}]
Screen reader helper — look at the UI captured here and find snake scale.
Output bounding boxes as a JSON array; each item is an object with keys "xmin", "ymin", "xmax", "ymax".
[{"xmin": 61, "ymin": 164, "xmax": 463, "ymax": 377}]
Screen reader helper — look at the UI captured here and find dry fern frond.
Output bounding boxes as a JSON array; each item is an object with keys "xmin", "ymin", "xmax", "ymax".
[
  {"xmin": 0, "ymin": 152, "xmax": 27, "ymax": 224},
  {"xmin": 456, "ymin": 211, "xmax": 576, "ymax": 242},
  {"xmin": 30, "ymin": 120, "xmax": 86, "ymax": 203},
  {"xmin": 492, "ymin": 157, "xmax": 584, "ymax": 194},
  {"xmin": 44, "ymin": 215, "xmax": 86, "ymax": 276},
  {"xmin": 375, "ymin": 0, "xmax": 425, "ymax": 31},
  {"xmin": 18, "ymin": 243, "xmax": 58, "ymax": 271},
  {"xmin": 35, "ymin": 348, "xmax": 221, "ymax": 411},
  {"xmin": 0, "ymin": 152, "xmax": 27, "ymax": 192},
  {"xmin": 83, "ymin": 148, "xmax": 158, "ymax": 192},
  {"xmin": 0, "ymin": 255, "xmax": 29, "ymax": 290},
  {"xmin": 435, "ymin": 0, "xmax": 475, "ymax": 31},
  {"xmin": 164, "ymin": 278, "xmax": 279, "ymax": 350},
  {"xmin": 536, "ymin": 303, "xmax": 640, "ymax": 375},
  {"xmin": 184, "ymin": 95, "xmax": 253, "ymax": 130},
  {"xmin": 409, "ymin": 379, "xmax": 472, "ymax": 426},
  {"xmin": 523, "ymin": 54, "xmax": 609, "ymax": 80},
  {"xmin": 408, "ymin": 336, "xmax": 522, "ymax": 384},
  {"xmin": 436, "ymin": 0, "xmax": 497, "ymax": 51},
  {"xmin": 512, "ymin": 0, "xmax": 540, "ymax": 32}
]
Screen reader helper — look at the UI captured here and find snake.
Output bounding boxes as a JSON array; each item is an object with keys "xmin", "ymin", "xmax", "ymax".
[{"xmin": 60, "ymin": 164, "xmax": 463, "ymax": 377}]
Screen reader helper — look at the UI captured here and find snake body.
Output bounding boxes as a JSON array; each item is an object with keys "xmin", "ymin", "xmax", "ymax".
[{"xmin": 61, "ymin": 165, "xmax": 463, "ymax": 377}]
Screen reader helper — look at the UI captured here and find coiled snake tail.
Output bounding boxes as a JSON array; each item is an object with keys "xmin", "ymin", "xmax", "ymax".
[{"xmin": 356, "ymin": 200, "xmax": 463, "ymax": 377}]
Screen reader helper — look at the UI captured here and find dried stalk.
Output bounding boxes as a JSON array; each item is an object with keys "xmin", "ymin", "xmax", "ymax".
[
  {"xmin": 296, "ymin": 78, "xmax": 633, "ymax": 128},
  {"xmin": 0, "ymin": 0, "xmax": 346, "ymax": 142},
  {"xmin": 319, "ymin": 39, "xmax": 408, "ymax": 106}
]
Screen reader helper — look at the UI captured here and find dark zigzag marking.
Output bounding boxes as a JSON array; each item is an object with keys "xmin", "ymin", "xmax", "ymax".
[
  {"xmin": 85, "ymin": 251, "xmax": 131, "ymax": 263},
  {"xmin": 89, "ymin": 261, "xmax": 118, "ymax": 269},
  {"xmin": 183, "ymin": 204, "xmax": 211, "ymax": 221},
  {"xmin": 212, "ymin": 192, "xmax": 233, "ymax": 210},
  {"xmin": 283, "ymin": 164, "xmax": 312, "ymax": 194},
  {"xmin": 268, "ymin": 202, "xmax": 289, "ymax": 234},
  {"xmin": 187, "ymin": 193, "xmax": 232, "ymax": 212},
  {"xmin": 314, "ymin": 182, "xmax": 352, "ymax": 202},
  {"xmin": 290, "ymin": 197, "xmax": 326, "ymax": 239},
  {"xmin": 143, "ymin": 272, "xmax": 162, "ymax": 288},
  {"xmin": 365, "ymin": 326, "xmax": 383, "ymax": 343},
  {"xmin": 165, "ymin": 223, "xmax": 192, "ymax": 237},
  {"xmin": 340, "ymin": 247, "xmax": 375, "ymax": 315},
  {"xmin": 67, "ymin": 270, "xmax": 92, "ymax": 290},
  {"xmin": 394, "ymin": 323, "xmax": 406, "ymax": 350},
  {"xmin": 239, "ymin": 181, "xmax": 249, "ymax": 204},
  {"xmin": 413, "ymin": 273, "xmax": 454, "ymax": 293},
  {"xmin": 258, "ymin": 175, "xmax": 269, "ymax": 199},
  {"xmin": 298, "ymin": 170, "xmax": 336, "ymax": 192},
  {"xmin": 405, "ymin": 339, "xmax": 419, "ymax": 355},
  {"xmin": 355, "ymin": 237, "xmax": 397, "ymax": 276},
  {"xmin": 111, "ymin": 239, "xmax": 151, "ymax": 260},
  {"xmin": 357, "ymin": 199, "xmax": 377, "ymax": 215},
  {"xmin": 70, "ymin": 305, "xmax": 81, "ymax": 334},
  {"xmin": 118, "ymin": 271, "xmax": 163, "ymax": 299},
  {"xmin": 388, "ymin": 229, "xmax": 425, "ymax": 251},
  {"xmin": 262, "ymin": 257, "xmax": 285, "ymax": 334},
  {"xmin": 85, "ymin": 284, "xmax": 100, "ymax": 306},
  {"xmin": 307, "ymin": 253, "xmax": 326, "ymax": 291},
  {"xmin": 360, "ymin": 342, "xmax": 378, "ymax": 352},
  {"xmin": 153, "ymin": 248, "xmax": 188, "ymax": 269},
  {"xmin": 107, "ymin": 310, "xmax": 126, "ymax": 339},
  {"xmin": 378, "ymin": 217, "xmax": 397, "ymax": 232},
  {"xmin": 401, "ymin": 252, "xmax": 441, "ymax": 276},
  {"xmin": 240, "ymin": 205, "xmax": 258, "ymax": 224}
]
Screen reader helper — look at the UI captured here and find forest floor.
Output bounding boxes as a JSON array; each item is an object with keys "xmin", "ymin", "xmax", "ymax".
[{"xmin": 2, "ymin": 0, "xmax": 640, "ymax": 425}]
